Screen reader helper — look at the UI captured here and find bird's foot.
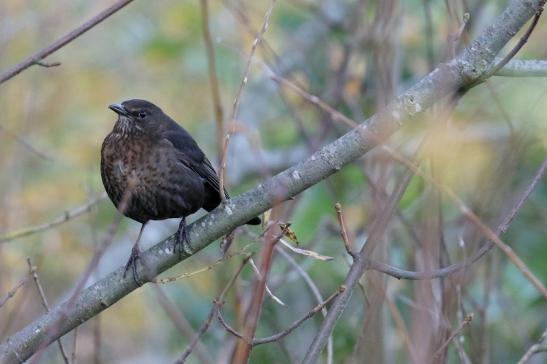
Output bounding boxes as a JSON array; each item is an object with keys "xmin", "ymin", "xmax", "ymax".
[
  {"xmin": 123, "ymin": 245, "xmax": 144, "ymax": 287},
  {"xmin": 174, "ymin": 217, "xmax": 193, "ymax": 257}
]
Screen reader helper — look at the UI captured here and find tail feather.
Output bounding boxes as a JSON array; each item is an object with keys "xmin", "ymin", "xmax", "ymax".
[{"xmin": 246, "ymin": 216, "xmax": 261, "ymax": 225}]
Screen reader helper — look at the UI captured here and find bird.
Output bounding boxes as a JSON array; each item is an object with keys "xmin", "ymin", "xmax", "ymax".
[{"xmin": 100, "ymin": 99, "xmax": 260, "ymax": 285}]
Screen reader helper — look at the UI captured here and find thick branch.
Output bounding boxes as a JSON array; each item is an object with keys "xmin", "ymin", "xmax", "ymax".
[{"xmin": 0, "ymin": 0, "xmax": 544, "ymax": 362}]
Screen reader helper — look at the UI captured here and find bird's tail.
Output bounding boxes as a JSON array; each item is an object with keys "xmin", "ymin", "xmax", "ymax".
[{"xmin": 246, "ymin": 216, "xmax": 261, "ymax": 225}]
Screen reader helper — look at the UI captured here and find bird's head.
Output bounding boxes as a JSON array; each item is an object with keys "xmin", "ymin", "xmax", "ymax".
[{"xmin": 108, "ymin": 99, "xmax": 164, "ymax": 136}]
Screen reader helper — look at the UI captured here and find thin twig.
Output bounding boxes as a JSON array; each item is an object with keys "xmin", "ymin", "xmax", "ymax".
[
  {"xmin": 433, "ymin": 313, "xmax": 473, "ymax": 358},
  {"xmin": 0, "ymin": 193, "xmax": 106, "ymax": 243},
  {"xmin": 384, "ymin": 285, "xmax": 419, "ymax": 364},
  {"xmin": 0, "ymin": 125, "xmax": 55, "ymax": 161},
  {"xmin": 423, "ymin": 0, "xmax": 435, "ymax": 69},
  {"xmin": 0, "ymin": 276, "xmax": 28, "ymax": 309},
  {"xmin": 269, "ymin": 72, "xmax": 357, "ymax": 129},
  {"xmin": 217, "ymin": 286, "xmax": 344, "ymax": 346},
  {"xmin": 334, "ymin": 202, "xmax": 357, "ymax": 258},
  {"xmin": 200, "ymin": 0, "xmax": 225, "ymax": 160},
  {"xmin": 71, "ymin": 327, "xmax": 78, "ymax": 364},
  {"xmin": 253, "ymin": 286, "xmax": 344, "ymax": 345},
  {"xmin": 152, "ymin": 285, "xmax": 213, "ymax": 364},
  {"xmin": 26, "ymin": 258, "xmax": 70, "ymax": 364},
  {"xmin": 278, "ymin": 238, "xmax": 333, "ymax": 261},
  {"xmin": 93, "ymin": 317, "xmax": 100, "ymax": 364},
  {"xmin": 175, "ymin": 255, "xmax": 252, "ymax": 364},
  {"xmin": 29, "ymin": 184, "xmax": 136, "ymax": 364},
  {"xmin": 249, "ymin": 257, "xmax": 286, "ymax": 306},
  {"xmin": 232, "ymin": 217, "xmax": 287, "ymax": 363},
  {"xmin": 275, "ymin": 245, "xmax": 334, "ymax": 364},
  {"xmin": 218, "ymin": 0, "xmax": 277, "ymax": 200},
  {"xmin": 387, "ymin": 151, "xmax": 547, "ymax": 298},
  {"xmin": 303, "ymin": 154, "xmax": 422, "ymax": 364},
  {"xmin": 482, "ymin": 5, "xmax": 545, "ymax": 81},
  {"xmin": 155, "ymin": 249, "xmax": 249, "ymax": 283},
  {"xmin": 33, "ymin": 60, "xmax": 61, "ymax": 68},
  {"xmin": 0, "ymin": 0, "xmax": 135, "ymax": 84},
  {"xmin": 357, "ymin": 156, "xmax": 547, "ymax": 281},
  {"xmin": 517, "ymin": 328, "xmax": 547, "ymax": 364}
]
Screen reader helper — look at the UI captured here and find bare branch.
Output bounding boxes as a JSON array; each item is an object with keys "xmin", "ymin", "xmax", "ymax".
[
  {"xmin": 482, "ymin": 5, "xmax": 544, "ymax": 81},
  {"xmin": 155, "ymin": 249, "xmax": 250, "ymax": 284},
  {"xmin": 200, "ymin": 0, "xmax": 225, "ymax": 160},
  {"xmin": 334, "ymin": 202, "xmax": 357, "ymax": 259},
  {"xmin": 217, "ymin": 286, "xmax": 345, "ymax": 346},
  {"xmin": 303, "ymin": 152, "xmax": 418, "ymax": 364},
  {"xmin": 275, "ymin": 245, "xmax": 334, "ymax": 364},
  {"xmin": 151, "ymin": 285, "xmax": 213, "ymax": 364},
  {"xmin": 0, "ymin": 276, "xmax": 28, "ymax": 309},
  {"xmin": 433, "ymin": 314, "xmax": 473, "ymax": 358},
  {"xmin": 359, "ymin": 155, "xmax": 547, "ymax": 280},
  {"xmin": 33, "ymin": 60, "xmax": 61, "ymax": 68},
  {"xmin": 232, "ymin": 220, "xmax": 287, "ymax": 363},
  {"xmin": 0, "ymin": 0, "xmax": 135, "ymax": 84},
  {"xmin": 218, "ymin": 0, "xmax": 277, "ymax": 200},
  {"xmin": 518, "ymin": 328, "xmax": 547, "ymax": 364},
  {"xmin": 175, "ymin": 255, "xmax": 252, "ymax": 364},
  {"xmin": 252, "ymin": 286, "xmax": 344, "ymax": 346},
  {"xmin": 0, "ymin": 193, "xmax": 106, "ymax": 244},
  {"xmin": 494, "ymin": 58, "xmax": 547, "ymax": 77},
  {"xmin": 26, "ymin": 258, "xmax": 69, "ymax": 364},
  {"xmin": 0, "ymin": 125, "xmax": 55, "ymax": 161}
]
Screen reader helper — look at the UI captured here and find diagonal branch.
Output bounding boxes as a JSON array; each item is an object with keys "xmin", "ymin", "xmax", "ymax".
[
  {"xmin": 0, "ymin": 0, "xmax": 135, "ymax": 85},
  {"xmin": 0, "ymin": 193, "xmax": 106, "ymax": 244},
  {"xmin": 0, "ymin": 0, "xmax": 544, "ymax": 362}
]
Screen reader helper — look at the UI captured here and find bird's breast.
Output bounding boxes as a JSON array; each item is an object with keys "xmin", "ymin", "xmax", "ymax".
[{"xmin": 101, "ymin": 132, "xmax": 204, "ymax": 222}]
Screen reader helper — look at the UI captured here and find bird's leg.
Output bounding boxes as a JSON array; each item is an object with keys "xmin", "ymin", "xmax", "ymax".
[
  {"xmin": 174, "ymin": 217, "xmax": 192, "ymax": 257},
  {"xmin": 123, "ymin": 223, "xmax": 147, "ymax": 286}
]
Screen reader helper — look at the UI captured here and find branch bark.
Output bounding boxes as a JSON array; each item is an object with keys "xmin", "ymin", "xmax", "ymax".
[
  {"xmin": 0, "ymin": 0, "xmax": 544, "ymax": 362},
  {"xmin": 0, "ymin": 0, "xmax": 135, "ymax": 84}
]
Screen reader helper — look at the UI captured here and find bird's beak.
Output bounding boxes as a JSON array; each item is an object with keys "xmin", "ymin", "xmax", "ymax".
[{"xmin": 108, "ymin": 103, "xmax": 130, "ymax": 117}]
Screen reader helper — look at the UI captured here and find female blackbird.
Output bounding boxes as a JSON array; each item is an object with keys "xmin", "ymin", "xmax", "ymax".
[{"xmin": 101, "ymin": 99, "xmax": 260, "ymax": 284}]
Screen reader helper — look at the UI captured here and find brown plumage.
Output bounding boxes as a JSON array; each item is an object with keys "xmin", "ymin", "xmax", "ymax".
[{"xmin": 101, "ymin": 99, "xmax": 260, "ymax": 284}]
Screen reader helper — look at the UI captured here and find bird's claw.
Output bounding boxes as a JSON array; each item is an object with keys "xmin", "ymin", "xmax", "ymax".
[
  {"xmin": 123, "ymin": 246, "xmax": 144, "ymax": 287},
  {"xmin": 173, "ymin": 218, "xmax": 192, "ymax": 257}
]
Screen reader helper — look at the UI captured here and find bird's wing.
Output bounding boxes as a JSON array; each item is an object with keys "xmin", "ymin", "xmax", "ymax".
[{"xmin": 161, "ymin": 126, "xmax": 229, "ymax": 199}]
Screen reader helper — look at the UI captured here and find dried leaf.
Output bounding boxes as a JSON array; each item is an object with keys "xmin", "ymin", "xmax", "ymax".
[{"xmin": 279, "ymin": 238, "xmax": 333, "ymax": 261}]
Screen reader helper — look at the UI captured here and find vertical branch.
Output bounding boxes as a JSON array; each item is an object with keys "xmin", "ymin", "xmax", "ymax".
[
  {"xmin": 218, "ymin": 0, "xmax": 277, "ymax": 199},
  {"xmin": 26, "ymin": 258, "xmax": 69, "ymax": 364},
  {"xmin": 232, "ymin": 221, "xmax": 285, "ymax": 364},
  {"xmin": 71, "ymin": 327, "xmax": 78, "ymax": 364},
  {"xmin": 303, "ymin": 160, "xmax": 417, "ymax": 364},
  {"xmin": 200, "ymin": 0, "xmax": 225, "ymax": 160},
  {"xmin": 422, "ymin": 0, "xmax": 435, "ymax": 70},
  {"xmin": 151, "ymin": 285, "xmax": 214, "ymax": 364},
  {"xmin": 175, "ymin": 255, "xmax": 252, "ymax": 364}
]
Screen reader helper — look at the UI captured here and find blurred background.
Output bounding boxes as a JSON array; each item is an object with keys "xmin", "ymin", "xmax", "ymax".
[{"xmin": 0, "ymin": 0, "xmax": 546, "ymax": 363}]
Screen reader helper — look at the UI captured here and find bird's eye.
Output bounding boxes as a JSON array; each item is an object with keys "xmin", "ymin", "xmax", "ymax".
[{"xmin": 138, "ymin": 112, "xmax": 147, "ymax": 119}]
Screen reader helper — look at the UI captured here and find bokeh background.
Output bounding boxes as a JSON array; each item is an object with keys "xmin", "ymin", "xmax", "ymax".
[{"xmin": 0, "ymin": 0, "xmax": 546, "ymax": 363}]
